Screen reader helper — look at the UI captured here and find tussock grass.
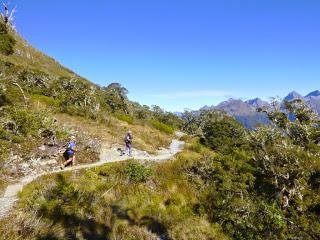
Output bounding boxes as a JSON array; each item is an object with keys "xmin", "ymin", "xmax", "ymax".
[
  {"xmin": 0, "ymin": 177, "xmax": 9, "ymax": 196},
  {"xmin": 114, "ymin": 113, "xmax": 134, "ymax": 125}
]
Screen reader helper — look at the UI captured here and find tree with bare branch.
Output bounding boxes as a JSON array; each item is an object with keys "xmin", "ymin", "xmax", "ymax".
[
  {"xmin": 0, "ymin": 2, "xmax": 16, "ymax": 55},
  {"xmin": 0, "ymin": 1, "xmax": 16, "ymax": 29}
]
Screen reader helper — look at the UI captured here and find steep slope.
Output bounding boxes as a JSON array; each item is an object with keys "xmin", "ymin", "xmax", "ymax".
[
  {"xmin": 0, "ymin": 22, "xmax": 180, "ymax": 197},
  {"xmin": 0, "ymin": 31, "xmax": 88, "ymax": 81}
]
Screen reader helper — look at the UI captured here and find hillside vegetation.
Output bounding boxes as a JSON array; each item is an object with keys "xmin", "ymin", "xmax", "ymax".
[
  {"xmin": 0, "ymin": 19, "xmax": 181, "ymax": 195},
  {"xmin": 1, "ymin": 11, "xmax": 320, "ymax": 240}
]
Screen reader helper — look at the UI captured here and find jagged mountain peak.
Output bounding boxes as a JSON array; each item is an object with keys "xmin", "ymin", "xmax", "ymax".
[
  {"xmin": 284, "ymin": 91, "xmax": 303, "ymax": 101},
  {"xmin": 198, "ymin": 90, "xmax": 320, "ymax": 129},
  {"xmin": 246, "ymin": 98, "xmax": 269, "ymax": 108},
  {"xmin": 216, "ymin": 98, "xmax": 245, "ymax": 106},
  {"xmin": 306, "ymin": 90, "xmax": 320, "ymax": 98}
]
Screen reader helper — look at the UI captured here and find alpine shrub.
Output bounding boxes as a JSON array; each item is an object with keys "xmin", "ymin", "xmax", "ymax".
[
  {"xmin": 0, "ymin": 22, "xmax": 15, "ymax": 55},
  {"xmin": 124, "ymin": 160, "xmax": 153, "ymax": 183}
]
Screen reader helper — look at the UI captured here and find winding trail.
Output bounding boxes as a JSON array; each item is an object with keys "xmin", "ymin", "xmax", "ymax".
[{"xmin": 0, "ymin": 138, "xmax": 185, "ymax": 219}]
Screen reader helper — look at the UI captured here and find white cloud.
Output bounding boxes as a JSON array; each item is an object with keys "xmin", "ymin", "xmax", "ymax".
[{"xmin": 151, "ymin": 90, "xmax": 232, "ymax": 99}]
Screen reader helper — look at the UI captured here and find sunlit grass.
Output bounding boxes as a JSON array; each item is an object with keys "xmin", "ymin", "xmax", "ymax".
[
  {"xmin": 0, "ymin": 149, "xmax": 228, "ymax": 240},
  {"xmin": 55, "ymin": 113, "xmax": 172, "ymax": 154}
]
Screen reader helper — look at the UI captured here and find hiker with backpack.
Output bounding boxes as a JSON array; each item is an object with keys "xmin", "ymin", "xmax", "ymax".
[
  {"xmin": 124, "ymin": 130, "xmax": 133, "ymax": 156},
  {"xmin": 61, "ymin": 136, "xmax": 77, "ymax": 169}
]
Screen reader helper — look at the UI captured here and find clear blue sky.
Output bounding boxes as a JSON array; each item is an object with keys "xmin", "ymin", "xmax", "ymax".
[{"xmin": 11, "ymin": 0, "xmax": 320, "ymax": 111}]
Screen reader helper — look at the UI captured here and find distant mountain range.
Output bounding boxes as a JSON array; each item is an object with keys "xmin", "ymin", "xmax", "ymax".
[{"xmin": 199, "ymin": 90, "xmax": 320, "ymax": 129}]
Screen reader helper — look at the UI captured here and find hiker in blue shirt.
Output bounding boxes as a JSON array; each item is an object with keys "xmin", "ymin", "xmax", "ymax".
[{"xmin": 61, "ymin": 136, "xmax": 76, "ymax": 169}]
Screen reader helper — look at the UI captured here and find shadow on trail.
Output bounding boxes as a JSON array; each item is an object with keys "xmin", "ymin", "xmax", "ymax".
[
  {"xmin": 35, "ymin": 174, "xmax": 111, "ymax": 240},
  {"xmin": 36, "ymin": 211, "xmax": 110, "ymax": 240}
]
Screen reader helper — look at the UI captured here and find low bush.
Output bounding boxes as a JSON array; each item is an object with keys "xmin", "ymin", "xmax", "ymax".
[
  {"xmin": 124, "ymin": 160, "xmax": 153, "ymax": 183},
  {"xmin": 150, "ymin": 120, "xmax": 174, "ymax": 134},
  {"xmin": 6, "ymin": 106, "xmax": 56, "ymax": 137}
]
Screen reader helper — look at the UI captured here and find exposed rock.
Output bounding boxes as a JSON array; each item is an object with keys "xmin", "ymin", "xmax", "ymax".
[{"xmin": 38, "ymin": 145, "xmax": 46, "ymax": 151}]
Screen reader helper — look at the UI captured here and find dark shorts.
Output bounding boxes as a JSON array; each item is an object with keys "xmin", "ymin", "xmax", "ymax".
[
  {"xmin": 63, "ymin": 150, "xmax": 74, "ymax": 160},
  {"xmin": 126, "ymin": 143, "xmax": 132, "ymax": 149}
]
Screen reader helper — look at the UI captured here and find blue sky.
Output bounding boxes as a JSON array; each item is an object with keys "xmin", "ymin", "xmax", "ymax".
[{"xmin": 10, "ymin": 0, "xmax": 320, "ymax": 111}]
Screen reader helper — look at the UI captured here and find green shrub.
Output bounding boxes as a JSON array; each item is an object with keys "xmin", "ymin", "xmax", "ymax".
[
  {"xmin": 0, "ymin": 125, "xmax": 9, "ymax": 140},
  {"xmin": 55, "ymin": 130, "xmax": 69, "ymax": 140},
  {"xmin": 31, "ymin": 94, "xmax": 60, "ymax": 108},
  {"xmin": 7, "ymin": 107, "xmax": 55, "ymax": 137},
  {"xmin": 115, "ymin": 114, "xmax": 134, "ymax": 124},
  {"xmin": 150, "ymin": 120, "xmax": 174, "ymax": 134},
  {"xmin": 202, "ymin": 114, "xmax": 248, "ymax": 152},
  {"xmin": 0, "ymin": 23, "xmax": 16, "ymax": 55},
  {"xmin": 124, "ymin": 160, "xmax": 153, "ymax": 183}
]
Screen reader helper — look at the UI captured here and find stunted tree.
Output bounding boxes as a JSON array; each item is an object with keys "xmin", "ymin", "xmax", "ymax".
[
  {"xmin": 181, "ymin": 110, "xmax": 199, "ymax": 135},
  {"xmin": 131, "ymin": 103, "xmax": 150, "ymax": 119},
  {"xmin": 195, "ymin": 100, "xmax": 320, "ymax": 238},
  {"xmin": 253, "ymin": 98, "xmax": 320, "ymax": 232},
  {"xmin": 103, "ymin": 83, "xmax": 129, "ymax": 113},
  {"xmin": 258, "ymin": 98, "xmax": 319, "ymax": 148},
  {"xmin": 201, "ymin": 111, "xmax": 248, "ymax": 153}
]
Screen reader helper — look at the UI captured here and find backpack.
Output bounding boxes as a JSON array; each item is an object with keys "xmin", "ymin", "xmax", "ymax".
[{"xmin": 124, "ymin": 135, "xmax": 131, "ymax": 144}]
